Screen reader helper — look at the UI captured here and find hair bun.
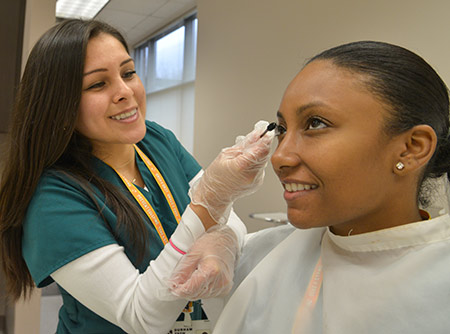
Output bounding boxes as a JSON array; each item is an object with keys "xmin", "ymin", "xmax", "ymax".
[{"xmin": 430, "ymin": 135, "xmax": 450, "ymax": 180}]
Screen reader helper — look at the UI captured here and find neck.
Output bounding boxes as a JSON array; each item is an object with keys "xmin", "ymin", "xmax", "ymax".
[
  {"xmin": 331, "ymin": 205, "xmax": 423, "ymax": 236},
  {"xmin": 92, "ymin": 143, "xmax": 145, "ymax": 187},
  {"xmin": 93, "ymin": 143, "xmax": 136, "ymax": 170}
]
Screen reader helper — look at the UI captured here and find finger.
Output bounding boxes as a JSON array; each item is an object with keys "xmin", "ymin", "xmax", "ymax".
[
  {"xmin": 171, "ymin": 269, "xmax": 209, "ymax": 298},
  {"xmin": 233, "ymin": 120, "xmax": 270, "ymax": 148},
  {"xmin": 243, "ymin": 120, "xmax": 270, "ymax": 146},
  {"xmin": 171, "ymin": 256, "xmax": 224, "ymax": 297},
  {"xmin": 169, "ymin": 255, "xmax": 201, "ymax": 286},
  {"xmin": 260, "ymin": 127, "xmax": 276, "ymax": 143},
  {"xmin": 244, "ymin": 131, "xmax": 274, "ymax": 160}
]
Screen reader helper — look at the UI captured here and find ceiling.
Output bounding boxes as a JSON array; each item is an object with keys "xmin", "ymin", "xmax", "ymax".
[{"xmin": 95, "ymin": 0, "xmax": 196, "ymax": 47}]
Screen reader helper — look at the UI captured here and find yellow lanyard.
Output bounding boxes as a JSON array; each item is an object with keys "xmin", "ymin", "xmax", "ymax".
[{"xmin": 112, "ymin": 145, "xmax": 182, "ymax": 245}]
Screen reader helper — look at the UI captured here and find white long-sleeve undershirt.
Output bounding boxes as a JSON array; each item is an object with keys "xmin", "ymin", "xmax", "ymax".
[{"xmin": 51, "ymin": 171, "xmax": 247, "ymax": 334}]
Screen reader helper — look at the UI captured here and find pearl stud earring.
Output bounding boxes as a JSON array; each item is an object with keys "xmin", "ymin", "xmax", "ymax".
[{"xmin": 396, "ymin": 162, "xmax": 405, "ymax": 170}]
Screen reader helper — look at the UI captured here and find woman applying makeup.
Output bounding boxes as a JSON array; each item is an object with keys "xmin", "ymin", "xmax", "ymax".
[{"xmin": 0, "ymin": 19, "xmax": 274, "ymax": 333}]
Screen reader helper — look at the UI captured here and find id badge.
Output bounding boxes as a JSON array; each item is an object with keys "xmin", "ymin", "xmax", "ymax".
[
  {"xmin": 169, "ymin": 318, "xmax": 211, "ymax": 334},
  {"xmin": 168, "ymin": 302, "xmax": 211, "ymax": 334}
]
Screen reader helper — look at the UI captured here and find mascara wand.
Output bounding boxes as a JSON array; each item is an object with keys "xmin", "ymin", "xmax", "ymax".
[{"xmin": 260, "ymin": 122, "xmax": 277, "ymax": 138}]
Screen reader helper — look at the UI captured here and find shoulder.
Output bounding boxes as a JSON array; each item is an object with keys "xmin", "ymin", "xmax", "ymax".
[
  {"xmin": 143, "ymin": 121, "xmax": 178, "ymax": 144},
  {"xmin": 30, "ymin": 169, "xmax": 103, "ymax": 208},
  {"xmin": 33, "ymin": 170, "xmax": 87, "ymax": 200},
  {"xmin": 234, "ymin": 225, "xmax": 296, "ymax": 282},
  {"xmin": 234, "ymin": 225, "xmax": 325, "ymax": 287},
  {"xmin": 24, "ymin": 170, "xmax": 116, "ymax": 287},
  {"xmin": 244, "ymin": 224, "xmax": 297, "ymax": 254},
  {"xmin": 139, "ymin": 121, "xmax": 187, "ymax": 157},
  {"xmin": 139, "ymin": 121, "xmax": 201, "ymax": 179},
  {"xmin": 25, "ymin": 169, "xmax": 108, "ymax": 235},
  {"xmin": 145, "ymin": 120, "xmax": 165, "ymax": 133}
]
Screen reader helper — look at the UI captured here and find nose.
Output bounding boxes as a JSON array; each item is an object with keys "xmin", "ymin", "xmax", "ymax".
[
  {"xmin": 271, "ymin": 132, "xmax": 301, "ymax": 177},
  {"xmin": 112, "ymin": 77, "xmax": 134, "ymax": 103}
]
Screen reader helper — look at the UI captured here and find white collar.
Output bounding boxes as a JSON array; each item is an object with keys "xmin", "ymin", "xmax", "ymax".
[{"xmin": 327, "ymin": 214, "xmax": 450, "ymax": 252}]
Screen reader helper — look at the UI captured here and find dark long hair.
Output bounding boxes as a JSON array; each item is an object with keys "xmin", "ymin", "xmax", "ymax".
[
  {"xmin": 308, "ymin": 41, "xmax": 450, "ymax": 205},
  {"xmin": 0, "ymin": 19, "xmax": 148, "ymax": 300}
]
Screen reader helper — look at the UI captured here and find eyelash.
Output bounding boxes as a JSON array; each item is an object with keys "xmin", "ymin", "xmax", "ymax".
[
  {"xmin": 275, "ymin": 116, "xmax": 328, "ymax": 137},
  {"xmin": 86, "ymin": 70, "xmax": 137, "ymax": 90},
  {"xmin": 87, "ymin": 82, "xmax": 104, "ymax": 90},
  {"xmin": 123, "ymin": 70, "xmax": 136, "ymax": 79},
  {"xmin": 275, "ymin": 124, "xmax": 286, "ymax": 136},
  {"xmin": 305, "ymin": 116, "xmax": 328, "ymax": 130}
]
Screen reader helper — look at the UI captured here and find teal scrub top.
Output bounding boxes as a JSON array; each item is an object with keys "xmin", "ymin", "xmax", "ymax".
[{"xmin": 22, "ymin": 121, "xmax": 202, "ymax": 333}]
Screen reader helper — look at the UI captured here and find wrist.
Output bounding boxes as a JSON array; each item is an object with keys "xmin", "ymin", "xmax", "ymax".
[{"xmin": 189, "ymin": 203, "xmax": 217, "ymax": 230}]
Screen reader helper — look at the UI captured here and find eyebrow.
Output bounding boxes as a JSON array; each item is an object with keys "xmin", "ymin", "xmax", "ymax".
[
  {"xmin": 83, "ymin": 58, "xmax": 134, "ymax": 76},
  {"xmin": 277, "ymin": 101, "xmax": 328, "ymax": 119}
]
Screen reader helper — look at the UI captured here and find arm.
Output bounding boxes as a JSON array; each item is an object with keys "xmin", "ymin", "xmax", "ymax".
[
  {"xmin": 167, "ymin": 121, "xmax": 275, "ymax": 299},
  {"xmin": 51, "ymin": 121, "xmax": 272, "ymax": 332},
  {"xmin": 186, "ymin": 170, "xmax": 247, "ymax": 248},
  {"xmin": 51, "ymin": 205, "xmax": 203, "ymax": 334},
  {"xmin": 51, "ymin": 176, "xmax": 248, "ymax": 334}
]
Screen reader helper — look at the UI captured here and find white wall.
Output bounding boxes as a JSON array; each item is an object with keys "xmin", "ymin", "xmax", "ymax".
[{"xmin": 194, "ymin": 0, "xmax": 450, "ymax": 232}]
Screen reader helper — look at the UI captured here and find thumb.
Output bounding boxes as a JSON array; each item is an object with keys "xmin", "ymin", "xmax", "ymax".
[
  {"xmin": 170, "ymin": 268, "xmax": 209, "ymax": 298},
  {"xmin": 169, "ymin": 254, "xmax": 202, "ymax": 288}
]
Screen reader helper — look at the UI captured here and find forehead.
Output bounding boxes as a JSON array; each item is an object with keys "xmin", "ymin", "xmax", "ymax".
[
  {"xmin": 84, "ymin": 33, "xmax": 129, "ymax": 65},
  {"xmin": 280, "ymin": 60, "xmax": 387, "ymax": 121},
  {"xmin": 285, "ymin": 60, "xmax": 370, "ymax": 101}
]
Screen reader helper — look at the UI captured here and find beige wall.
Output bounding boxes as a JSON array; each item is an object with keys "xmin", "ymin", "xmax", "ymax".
[
  {"xmin": 21, "ymin": 0, "xmax": 56, "ymax": 72},
  {"xmin": 5, "ymin": 1, "xmax": 55, "ymax": 333},
  {"xmin": 194, "ymin": 0, "xmax": 450, "ymax": 232}
]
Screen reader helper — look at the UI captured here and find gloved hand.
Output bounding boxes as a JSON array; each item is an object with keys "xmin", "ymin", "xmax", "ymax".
[
  {"xmin": 189, "ymin": 120, "xmax": 275, "ymax": 224},
  {"xmin": 168, "ymin": 225, "xmax": 239, "ymax": 300}
]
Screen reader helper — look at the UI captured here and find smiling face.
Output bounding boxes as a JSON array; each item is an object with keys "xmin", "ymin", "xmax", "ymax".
[
  {"xmin": 271, "ymin": 60, "xmax": 409, "ymax": 235},
  {"xmin": 76, "ymin": 33, "xmax": 146, "ymax": 156}
]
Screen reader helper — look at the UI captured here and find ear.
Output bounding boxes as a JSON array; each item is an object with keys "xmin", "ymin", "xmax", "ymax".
[{"xmin": 394, "ymin": 125, "xmax": 437, "ymax": 174}]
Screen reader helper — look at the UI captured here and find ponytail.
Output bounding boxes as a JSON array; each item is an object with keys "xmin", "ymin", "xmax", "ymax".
[{"xmin": 427, "ymin": 134, "xmax": 450, "ymax": 182}]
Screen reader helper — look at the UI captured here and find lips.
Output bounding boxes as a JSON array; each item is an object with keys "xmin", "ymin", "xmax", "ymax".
[{"xmin": 110, "ymin": 108, "xmax": 138, "ymax": 120}]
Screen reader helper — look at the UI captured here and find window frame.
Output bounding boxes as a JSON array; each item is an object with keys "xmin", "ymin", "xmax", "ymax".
[{"xmin": 134, "ymin": 13, "xmax": 197, "ymax": 95}]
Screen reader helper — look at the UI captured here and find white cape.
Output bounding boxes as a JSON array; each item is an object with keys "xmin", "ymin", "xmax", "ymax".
[{"xmin": 213, "ymin": 214, "xmax": 450, "ymax": 334}]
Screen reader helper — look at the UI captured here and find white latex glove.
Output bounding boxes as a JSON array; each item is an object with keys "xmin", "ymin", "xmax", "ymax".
[
  {"xmin": 189, "ymin": 120, "xmax": 275, "ymax": 224},
  {"xmin": 168, "ymin": 225, "xmax": 239, "ymax": 300}
]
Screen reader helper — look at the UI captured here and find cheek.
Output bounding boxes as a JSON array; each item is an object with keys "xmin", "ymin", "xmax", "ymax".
[
  {"xmin": 75, "ymin": 97, "xmax": 103, "ymax": 136},
  {"xmin": 138, "ymin": 92, "xmax": 146, "ymax": 117},
  {"xmin": 322, "ymin": 143, "xmax": 391, "ymax": 208},
  {"xmin": 314, "ymin": 137, "xmax": 388, "ymax": 190},
  {"xmin": 133, "ymin": 79, "xmax": 146, "ymax": 114},
  {"xmin": 75, "ymin": 102, "xmax": 89, "ymax": 134}
]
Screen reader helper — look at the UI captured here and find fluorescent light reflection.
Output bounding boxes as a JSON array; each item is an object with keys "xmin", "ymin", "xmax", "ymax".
[{"xmin": 56, "ymin": 0, "xmax": 110, "ymax": 20}]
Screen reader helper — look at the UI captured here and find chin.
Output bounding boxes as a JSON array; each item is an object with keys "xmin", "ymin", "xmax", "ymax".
[
  {"xmin": 287, "ymin": 210, "xmax": 323, "ymax": 230},
  {"xmin": 132, "ymin": 122, "xmax": 147, "ymax": 143},
  {"xmin": 133, "ymin": 132, "xmax": 146, "ymax": 144}
]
